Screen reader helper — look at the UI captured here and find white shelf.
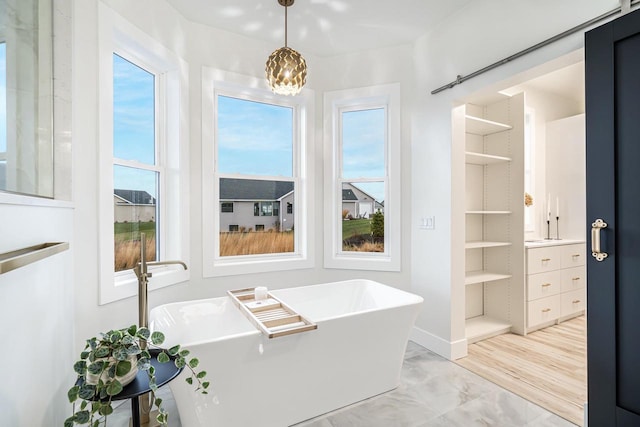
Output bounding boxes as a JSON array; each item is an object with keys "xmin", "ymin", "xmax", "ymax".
[
  {"xmin": 465, "ymin": 315, "xmax": 512, "ymax": 344},
  {"xmin": 465, "ymin": 115, "xmax": 512, "ymax": 136},
  {"xmin": 466, "ymin": 210, "xmax": 511, "ymax": 215},
  {"xmin": 465, "ymin": 151, "xmax": 511, "ymax": 165},
  {"xmin": 465, "ymin": 271, "xmax": 512, "ymax": 285},
  {"xmin": 465, "ymin": 241, "xmax": 512, "ymax": 249}
]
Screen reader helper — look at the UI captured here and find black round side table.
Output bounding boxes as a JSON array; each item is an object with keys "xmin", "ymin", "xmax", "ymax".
[{"xmin": 79, "ymin": 349, "xmax": 183, "ymax": 427}]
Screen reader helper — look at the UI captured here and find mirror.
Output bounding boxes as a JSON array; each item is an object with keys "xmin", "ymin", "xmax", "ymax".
[{"xmin": 0, "ymin": 0, "xmax": 53, "ymax": 198}]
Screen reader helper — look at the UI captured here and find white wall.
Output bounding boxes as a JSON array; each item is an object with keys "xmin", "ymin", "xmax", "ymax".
[
  {"xmin": 410, "ymin": 0, "xmax": 619, "ymax": 358},
  {"xmin": 524, "ymin": 87, "xmax": 584, "ymax": 240},
  {"xmin": 0, "ymin": 201, "xmax": 74, "ymax": 426},
  {"xmin": 546, "ymin": 114, "xmax": 586, "ymax": 241}
]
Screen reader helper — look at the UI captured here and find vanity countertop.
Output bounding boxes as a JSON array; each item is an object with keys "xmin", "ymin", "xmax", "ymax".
[{"xmin": 524, "ymin": 238, "xmax": 586, "ymax": 248}]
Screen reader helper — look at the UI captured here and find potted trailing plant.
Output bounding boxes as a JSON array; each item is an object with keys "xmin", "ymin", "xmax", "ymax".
[{"xmin": 65, "ymin": 325, "xmax": 209, "ymax": 427}]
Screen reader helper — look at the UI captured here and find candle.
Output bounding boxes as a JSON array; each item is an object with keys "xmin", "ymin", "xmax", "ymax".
[
  {"xmin": 556, "ymin": 197, "xmax": 559, "ymax": 218},
  {"xmin": 547, "ymin": 194, "xmax": 551, "ymax": 220}
]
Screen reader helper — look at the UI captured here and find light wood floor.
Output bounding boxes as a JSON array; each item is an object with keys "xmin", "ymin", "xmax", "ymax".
[{"xmin": 456, "ymin": 316, "xmax": 586, "ymax": 426}]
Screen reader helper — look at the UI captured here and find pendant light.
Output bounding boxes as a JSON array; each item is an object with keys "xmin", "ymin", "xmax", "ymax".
[{"xmin": 265, "ymin": 0, "xmax": 307, "ymax": 96}]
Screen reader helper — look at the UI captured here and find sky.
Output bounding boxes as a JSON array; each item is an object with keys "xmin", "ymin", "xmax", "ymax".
[
  {"xmin": 341, "ymin": 108, "xmax": 386, "ymax": 202},
  {"xmin": 112, "ymin": 54, "xmax": 157, "ymax": 198},
  {"xmin": 217, "ymin": 95, "xmax": 293, "ymax": 177},
  {"xmin": 112, "ymin": 53, "xmax": 386, "ymax": 203}
]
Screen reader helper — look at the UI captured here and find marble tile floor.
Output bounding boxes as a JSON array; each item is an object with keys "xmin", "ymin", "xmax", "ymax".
[{"xmin": 109, "ymin": 341, "xmax": 578, "ymax": 427}]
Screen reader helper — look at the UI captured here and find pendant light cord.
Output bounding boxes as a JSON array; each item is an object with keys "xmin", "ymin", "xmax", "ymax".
[{"xmin": 284, "ymin": 5, "xmax": 288, "ymax": 47}]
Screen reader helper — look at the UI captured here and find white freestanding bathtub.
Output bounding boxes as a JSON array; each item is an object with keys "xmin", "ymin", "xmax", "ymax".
[{"xmin": 149, "ymin": 279, "xmax": 423, "ymax": 427}]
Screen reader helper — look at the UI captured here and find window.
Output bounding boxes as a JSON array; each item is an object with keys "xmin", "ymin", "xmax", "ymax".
[
  {"xmin": 112, "ymin": 54, "xmax": 158, "ymax": 273},
  {"xmin": 221, "ymin": 202, "xmax": 233, "ymax": 213},
  {"xmin": 97, "ymin": 4, "xmax": 189, "ymax": 304},
  {"xmin": 229, "ymin": 224, "xmax": 239, "ymax": 232},
  {"xmin": 287, "ymin": 202, "xmax": 293, "ymax": 214},
  {"xmin": 252, "ymin": 201, "xmax": 279, "ymax": 217},
  {"xmin": 324, "ymin": 84, "xmax": 400, "ymax": 271},
  {"xmin": 201, "ymin": 69, "xmax": 314, "ymax": 276}
]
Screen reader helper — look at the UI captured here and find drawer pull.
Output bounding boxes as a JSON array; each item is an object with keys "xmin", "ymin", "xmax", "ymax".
[
  {"xmin": 541, "ymin": 283, "xmax": 552, "ymax": 288},
  {"xmin": 572, "ymin": 300, "xmax": 581, "ymax": 304},
  {"xmin": 541, "ymin": 258, "xmax": 551, "ymax": 262},
  {"xmin": 572, "ymin": 277, "xmax": 581, "ymax": 281},
  {"xmin": 572, "ymin": 254, "xmax": 581, "ymax": 258},
  {"xmin": 542, "ymin": 308, "xmax": 551, "ymax": 313}
]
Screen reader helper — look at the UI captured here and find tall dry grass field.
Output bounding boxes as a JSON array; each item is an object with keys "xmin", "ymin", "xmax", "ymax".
[
  {"xmin": 220, "ymin": 231, "xmax": 294, "ymax": 256},
  {"xmin": 342, "ymin": 242, "xmax": 384, "ymax": 252},
  {"xmin": 115, "ymin": 237, "xmax": 156, "ymax": 272}
]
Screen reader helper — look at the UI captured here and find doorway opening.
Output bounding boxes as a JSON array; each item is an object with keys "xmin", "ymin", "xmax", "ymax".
[{"xmin": 454, "ymin": 50, "xmax": 587, "ymax": 426}]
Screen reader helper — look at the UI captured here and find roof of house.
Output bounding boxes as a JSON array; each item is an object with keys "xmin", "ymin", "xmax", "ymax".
[
  {"xmin": 342, "ymin": 189, "xmax": 358, "ymax": 201},
  {"xmin": 220, "ymin": 178, "xmax": 294, "ymax": 201},
  {"xmin": 114, "ymin": 189, "xmax": 156, "ymax": 205}
]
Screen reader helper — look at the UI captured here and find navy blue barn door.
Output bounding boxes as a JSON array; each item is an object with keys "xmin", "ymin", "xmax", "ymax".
[{"xmin": 585, "ymin": 7, "xmax": 640, "ymax": 427}]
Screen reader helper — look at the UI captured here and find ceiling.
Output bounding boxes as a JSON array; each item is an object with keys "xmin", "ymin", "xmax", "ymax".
[
  {"xmin": 164, "ymin": 0, "xmax": 585, "ymax": 104},
  {"xmin": 521, "ymin": 62, "xmax": 585, "ymax": 104},
  {"xmin": 501, "ymin": 62, "xmax": 585, "ymax": 105},
  {"xmin": 164, "ymin": 0, "xmax": 475, "ymax": 57}
]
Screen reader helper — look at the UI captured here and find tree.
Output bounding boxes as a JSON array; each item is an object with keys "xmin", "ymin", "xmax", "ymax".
[{"xmin": 370, "ymin": 210, "xmax": 384, "ymax": 239}]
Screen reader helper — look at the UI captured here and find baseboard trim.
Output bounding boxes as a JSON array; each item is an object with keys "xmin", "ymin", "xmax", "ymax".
[{"xmin": 410, "ymin": 326, "xmax": 468, "ymax": 360}]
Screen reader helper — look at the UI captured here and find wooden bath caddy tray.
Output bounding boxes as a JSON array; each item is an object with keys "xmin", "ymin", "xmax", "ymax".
[{"xmin": 227, "ymin": 288, "xmax": 317, "ymax": 338}]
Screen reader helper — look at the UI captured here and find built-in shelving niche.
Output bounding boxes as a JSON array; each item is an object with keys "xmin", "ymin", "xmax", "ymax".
[{"xmin": 454, "ymin": 94, "xmax": 526, "ymax": 345}]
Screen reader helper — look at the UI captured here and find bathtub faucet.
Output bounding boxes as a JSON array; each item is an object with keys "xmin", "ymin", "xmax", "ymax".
[
  {"xmin": 133, "ymin": 233, "xmax": 187, "ymax": 329},
  {"xmin": 132, "ymin": 234, "xmax": 187, "ymax": 427}
]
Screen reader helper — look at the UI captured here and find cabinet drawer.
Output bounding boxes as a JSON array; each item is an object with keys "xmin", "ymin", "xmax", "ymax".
[
  {"xmin": 527, "ymin": 246, "xmax": 562, "ymax": 274},
  {"xmin": 561, "ymin": 266, "xmax": 586, "ymax": 293},
  {"xmin": 528, "ymin": 295, "xmax": 561, "ymax": 328},
  {"xmin": 561, "ymin": 244, "xmax": 586, "ymax": 268},
  {"xmin": 561, "ymin": 288, "xmax": 586, "ymax": 317},
  {"xmin": 527, "ymin": 270, "xmax": 562, "ymax": 301}
]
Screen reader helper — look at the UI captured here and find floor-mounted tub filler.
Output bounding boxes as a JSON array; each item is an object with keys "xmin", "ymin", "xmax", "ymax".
[{"xmin": 149, "ymin": 279, "xmax": 423, "ymax": 427}]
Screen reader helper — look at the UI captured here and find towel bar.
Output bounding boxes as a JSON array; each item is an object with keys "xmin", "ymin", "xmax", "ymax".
[{"xmin": 0, "ymin": 242, "xmax": 69, "ymax": 275}]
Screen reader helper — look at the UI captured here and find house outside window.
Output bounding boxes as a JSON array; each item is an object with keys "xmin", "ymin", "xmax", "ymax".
[
  {"xmin": 201, "ymin": 69, "xmax": 314, "ymax": 276},
  {"xmin": 324, "ymin": 83, "xmax": 401, "ymax": 271},
  {"xmin": 229, "ymin": 224, "xmax": 239, "ymax": 232},
  {"xmin": 255, "ymin": 224, "xmax": 265, "ymax": 231},
  {"xmin": 221, "ymin": 202, "xmax": 233, "ymax": 213}
]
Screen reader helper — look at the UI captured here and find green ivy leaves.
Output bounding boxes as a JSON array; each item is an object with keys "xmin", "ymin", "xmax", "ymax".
[{"xmin": 66, "ymin": 324, "xmax": 210, "ymax": 426}]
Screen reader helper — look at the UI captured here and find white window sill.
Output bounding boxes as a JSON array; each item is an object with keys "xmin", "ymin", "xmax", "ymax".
[{"xmin": 203, "ymin": 255, "xmax": 313, "ymax": 277}]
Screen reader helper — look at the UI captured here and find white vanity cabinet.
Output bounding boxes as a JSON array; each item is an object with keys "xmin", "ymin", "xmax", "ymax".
[{"xmin": 525, "ymin": 241, "xmax": 586, "ymax": 331}]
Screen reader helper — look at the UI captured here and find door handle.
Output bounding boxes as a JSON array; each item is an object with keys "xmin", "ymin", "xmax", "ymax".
[{"xmin": 591, "ymin": 218, "xmax": 608, "ymax": 261}]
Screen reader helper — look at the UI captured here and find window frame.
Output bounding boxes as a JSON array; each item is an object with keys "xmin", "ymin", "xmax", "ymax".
[
  {"xmin": 201, "ymin": 69, "xmax": 314, "ymax": 277},
  {"xmin": 323, "ymin": 83, "xmax": 401, "ymax": 271},
  {"xmin": 221, "ymin": 202, "xmax": 234, "ymax": 213},
  {"xmin": 97, "ymin": 4, "xmax": 189, "ymax": 304}
]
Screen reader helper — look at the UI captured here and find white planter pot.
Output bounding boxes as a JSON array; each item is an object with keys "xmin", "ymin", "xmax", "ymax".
[{"xmin": 86, "ymin": 355, "xmax": 139, "ymax": 387}]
